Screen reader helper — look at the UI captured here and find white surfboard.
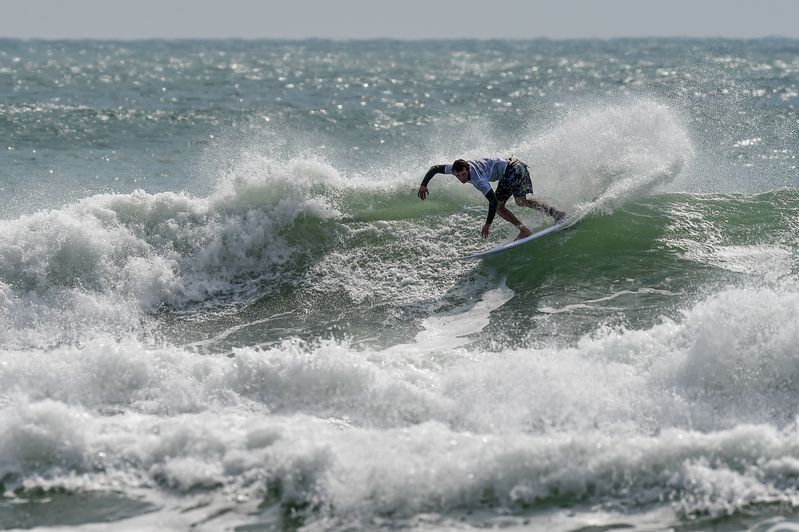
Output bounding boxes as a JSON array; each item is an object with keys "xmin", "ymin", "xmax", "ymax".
[{"xmin": 462, "ymin": 216, "xmax": 578, "ymax": 260}]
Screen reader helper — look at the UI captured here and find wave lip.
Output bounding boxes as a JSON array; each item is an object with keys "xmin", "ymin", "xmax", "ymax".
[{"xmin": 0, "ymin": 157, "xmax": 353, "ymax": 343}]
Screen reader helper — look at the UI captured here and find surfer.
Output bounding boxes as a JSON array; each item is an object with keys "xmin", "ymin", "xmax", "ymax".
[{"xmin": 417, "ymin": 158, "xmax": 565, "ymax": 240}]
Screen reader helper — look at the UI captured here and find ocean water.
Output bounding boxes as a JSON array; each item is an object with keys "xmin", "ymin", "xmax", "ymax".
[{"xmin": 1, "ymin": 38, "xmax": 799, "ymax": 531}]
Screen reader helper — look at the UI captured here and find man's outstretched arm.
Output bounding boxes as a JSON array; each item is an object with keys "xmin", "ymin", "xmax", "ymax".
[
  {"xmin": 481, "ymin": 189, "xmax": 499, "ymax": 238},
  {"xmin": 418, "ymin": 164, "xmax": 446, "ymax": 200}
]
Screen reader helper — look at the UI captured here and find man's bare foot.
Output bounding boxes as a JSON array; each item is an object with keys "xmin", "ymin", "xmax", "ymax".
[
  {"xmin": 552, "ymin": 209, "xmax": 567, "ymax": 223},
  {"xmin": 515, "ymin": 226, "xmax": 532, "ymax": 240}
]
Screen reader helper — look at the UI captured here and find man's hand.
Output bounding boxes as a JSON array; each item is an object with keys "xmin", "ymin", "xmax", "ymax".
[
  {"xmin": 417, "ymin": 185, "xmax": 429, "ymax": 200},
  {"xmin": 481, "ymin": 223, "xmax": 491, "ymax": 238}
]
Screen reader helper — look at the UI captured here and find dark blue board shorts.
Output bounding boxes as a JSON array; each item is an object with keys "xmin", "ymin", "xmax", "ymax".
[{"xmin": 495, "ymin": 161, "xmax": 533, "ymax": 202}]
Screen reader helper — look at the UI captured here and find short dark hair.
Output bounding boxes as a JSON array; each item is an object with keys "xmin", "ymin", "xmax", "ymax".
[{"xmin": 452, "ymin": 159, "xmax": 468, "ymax": 172}]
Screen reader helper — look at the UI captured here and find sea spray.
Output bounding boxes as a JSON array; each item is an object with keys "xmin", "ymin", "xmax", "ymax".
[{"xmin": 522, "ymin": 99, "xmax": 695, "ymax": 210}]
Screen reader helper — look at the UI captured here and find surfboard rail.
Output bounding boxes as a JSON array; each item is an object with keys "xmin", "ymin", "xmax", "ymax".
[{"xmin": 461, "ymin": 216, "xmax": 578, "ymax": 260}]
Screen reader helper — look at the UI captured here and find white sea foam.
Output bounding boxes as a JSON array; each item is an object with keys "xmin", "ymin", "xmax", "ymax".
[{"xmin": 2, "ymin": 283, "xmax": 799, "ymax": 528}]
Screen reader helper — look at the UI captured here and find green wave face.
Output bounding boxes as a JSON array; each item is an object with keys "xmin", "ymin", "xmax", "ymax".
[{"xmin": 172, "ymin": 187, "xmax": 796, "ymax": 351}]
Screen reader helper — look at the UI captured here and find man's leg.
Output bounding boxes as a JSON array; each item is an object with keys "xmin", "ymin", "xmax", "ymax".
[
  {"xmin": 502, "ymin": 162, "xmax": 566, "ymax": 224},
  {"xmin": 496, "ymin": 200, "xmax": 532, "ymax": 239},
  {"xmin": 514, "ymin": 196, "xmax": 566, "ymax": 222}
]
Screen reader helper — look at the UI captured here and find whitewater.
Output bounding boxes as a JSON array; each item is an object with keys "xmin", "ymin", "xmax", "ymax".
[{"xmin": 1, "ymin": 39, "xmax": 799, "ymax": 531}]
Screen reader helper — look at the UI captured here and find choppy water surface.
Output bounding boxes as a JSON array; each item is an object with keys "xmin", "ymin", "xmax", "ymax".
[{"xmin": 1, "ymin": 38, "xmax": 799, "ymax": 531}]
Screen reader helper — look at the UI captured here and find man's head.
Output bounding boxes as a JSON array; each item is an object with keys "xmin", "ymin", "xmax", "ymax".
[{"xmin": 452, "ymin": 159, "xmax": 469, "ymax": 183}]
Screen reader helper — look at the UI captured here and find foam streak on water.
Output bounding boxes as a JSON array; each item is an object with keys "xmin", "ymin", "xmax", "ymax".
[{"xmin": 1, "ymin": 38, "xmax": 799, "ymax": 530}]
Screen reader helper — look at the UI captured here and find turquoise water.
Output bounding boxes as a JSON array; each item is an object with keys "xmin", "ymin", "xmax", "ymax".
[{"xmin": 1, "ymin": 38, "xmax": 799, "ymax": 531}]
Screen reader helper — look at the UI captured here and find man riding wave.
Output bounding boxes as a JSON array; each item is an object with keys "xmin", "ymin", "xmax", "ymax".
[{"xmin": 417, "ymin": 157, "xmax": 565, "ymax": 240}]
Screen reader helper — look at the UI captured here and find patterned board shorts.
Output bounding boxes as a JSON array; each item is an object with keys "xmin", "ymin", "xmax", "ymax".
[{"xmin": 495, "ymin": 161, "xmax": 533, "ymax": 202}]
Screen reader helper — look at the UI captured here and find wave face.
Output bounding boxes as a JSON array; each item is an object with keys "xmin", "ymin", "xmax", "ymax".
[{"xmin": 1, "ymin": 38, "xmax": 799, "ymax": 531}]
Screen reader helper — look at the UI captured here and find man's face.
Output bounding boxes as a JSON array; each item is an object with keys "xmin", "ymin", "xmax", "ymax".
[{"xmin": 454, "ymin": 167, "xmax": 470, "ymax": 183}]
